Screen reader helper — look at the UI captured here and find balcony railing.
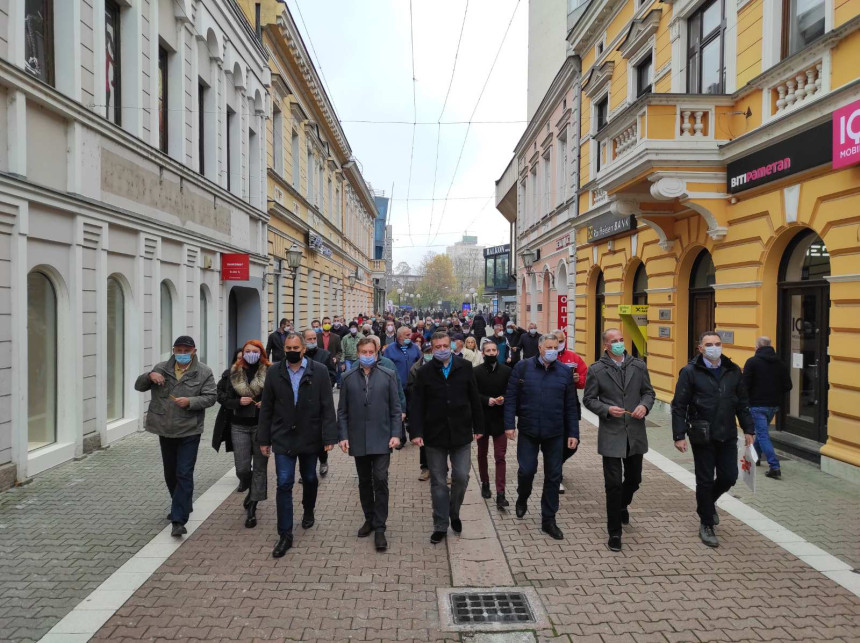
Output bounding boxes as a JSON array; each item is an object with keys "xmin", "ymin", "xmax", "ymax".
[{"xmin": 369, "ymin": 259, "xmax": 386, "ymax": 274}]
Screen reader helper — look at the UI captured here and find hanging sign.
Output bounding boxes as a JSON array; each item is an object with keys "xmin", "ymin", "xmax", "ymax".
[
  {"xmin": 557, "ymin": 295, "xmax": 569, "ymax": 336},
  {"xmin": 221, "ymin": 253, "xmax": 250, "ymax": 281},
  {"xmin": 833, "ymin": 98, "xmax": 860, "ymax": 169}
]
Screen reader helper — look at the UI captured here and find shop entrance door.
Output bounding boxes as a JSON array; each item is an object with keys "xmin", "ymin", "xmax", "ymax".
[{"xmin": 688, "ymin": 250, "xmax": 716, "ymax": 359}]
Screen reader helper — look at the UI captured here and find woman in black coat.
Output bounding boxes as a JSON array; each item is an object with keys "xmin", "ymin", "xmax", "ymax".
[
  {"xmin": 473, "ymin": 341, "xmax": 513, "ymax": 508},
  {"xmin": 214, "ymin": 340, "xmax": 270, "ymax": 528}
]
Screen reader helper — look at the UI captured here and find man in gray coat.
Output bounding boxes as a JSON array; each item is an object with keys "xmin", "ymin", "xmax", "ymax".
[
  {"xmin": 583, "ymin": 328, "xmax": 655, "ymax": 552},
  {"xmin": 338, "ymin": 336, "xmax": 402, "ymax": 552},
  {"xmin": 135, "ymin": 336, "xmax": 217, "ymax": 537}
]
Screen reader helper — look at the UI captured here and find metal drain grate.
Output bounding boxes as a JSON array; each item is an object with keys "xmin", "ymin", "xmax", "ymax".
[{"xmin": 449, "ymin": 591, "xmax": 536, "ymax": 625}]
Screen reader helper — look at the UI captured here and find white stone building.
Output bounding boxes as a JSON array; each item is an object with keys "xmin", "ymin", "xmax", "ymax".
[{"xmin": 0, "ymin": 0, "xmax": 271, "ymax": 488}]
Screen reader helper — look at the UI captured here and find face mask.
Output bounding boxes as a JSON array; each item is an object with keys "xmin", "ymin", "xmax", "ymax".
[
  {"xmin": 244, "ymin": 351, "xmax": 261, "ymax": 364},
  {"xmin": 704, "ymin": 345, "xmax": 722, "ymax": 361},
  {"xmin": 423, "ymin": 354, "xmax": 433, "ymax": 362},
  {"xmin": 306, "ymin": 342, "xmax": 317, "ymax": 351},
  {"xmin": 484, "ymin": 354, "xmax": 498, "ymax": 365},
  {"xmin": 285, "ymin": 326, "xmax": 292, "ymax": 332},
  {"xmin": 497, "ymin": 331, "xmax": 504, "ymax": 338},
  {"xmin": 333, "ymin": 322, "xmax": 341, "ymax": 328},
  {"xmin": 349, "ymin": 327, "xmax": 358, "ymax": 335},
  {"xmin": 313, "ymin": 327, "xmax": 322, "ymax": 334},
  {"xmin": 542, "ymin": 349, "xmax": 558, "ymax": 363},
  {"xmin": 358, "ymin": 355, "xmax": 377, "ymax": 367},
  {"xmin": 285, "ymin": 350, "xmax": 302, "ymax": 364},
  {"xmin": 174, "ymin": 353, "xmax": 192, "ymax": 365},
  {"xmin": 386, "ymin": 325, "xmax": 395, "ymax": 333},
  {"xmin": 322, "ymin": 324, "xmax": 332, "ymax": 331},
  {"xmin": 403, "ymin": 338, "xmax": 412, "ymax": 346},
  {"xmin": 433, "ymin": 348, "xmax": 452, "ymax": 362},
  {"xmin": 528, "ymin": 329, "xmax": 537, "ymax": 335},
  {"xmin": 610, "ymin": 341, "xmax": 625, "ymax": 356},
  {"xmin": 506, "ymin": 328, "xmax": 513, "ymax": 334}
]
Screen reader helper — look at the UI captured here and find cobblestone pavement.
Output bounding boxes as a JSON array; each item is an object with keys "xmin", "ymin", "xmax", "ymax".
[
  {"xmin": 0, "ymin": 409, "xmax": 236, "ymax": 643},
  {"xmin": 89, "ymin": 418, "xmax": 860, "ymax": 642},
  {"xmin": 635, "ymin": 402, "xmax": 860, "ymax": 570}
]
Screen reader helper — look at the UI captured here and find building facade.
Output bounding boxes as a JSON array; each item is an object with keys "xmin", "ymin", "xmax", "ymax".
[
  {"xmin": 0, "ymin": 0, "xmax": 271, "ymax": 488},
  {"xmin": 372, "ymin": 192, "xmax": 392, "ymax": 313},
  {"xmin": 240, "ymin": 0, "xmax": 377, "ymax": 333},
  {"xmin": 564, "ymin": 0, "xmax": 860, "ymax": 477}
]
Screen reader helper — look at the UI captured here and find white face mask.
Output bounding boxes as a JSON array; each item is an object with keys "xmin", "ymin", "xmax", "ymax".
[{"xmin": 703, "ymin": 345, "xmax": 722, "ymax": 361}]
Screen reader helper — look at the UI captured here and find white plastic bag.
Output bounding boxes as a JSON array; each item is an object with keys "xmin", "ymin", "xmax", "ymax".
[{"xmin": 739, "ymin": 441, "xmax": 758, "ymax": 493}]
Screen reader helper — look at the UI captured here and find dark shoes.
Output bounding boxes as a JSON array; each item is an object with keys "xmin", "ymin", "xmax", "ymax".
[
  {"xmin": 541, "ymin": 522, "xmax": 564, "ymax": 540},
  {"xmin": 450, "ymin": 517, "xmax": 462, "ymax": 534},
  {"xmin": 319, "ymin": 463, "xmax": 329, "ymax": 477},
  {"xmin": 357, "ymin": 520, "xmax": 373, "ymax": 538},
  {"xmin": 481, "ymin": 482, "xmax": 492, "ymax": 499},
  {"xmin": 170, "ymin": 522, "xmax": 187, "ymax": 538},
  {"xmin": 430, "ymin": 531, "xmax": 447, "ymax": 544},
  {"xmin": 713, "ymin": 510, "xmax": 720, "ymax": 525},
  {"xmin": 301, "ymin": 512, "xmax": 315, "ymax": 529},
  {"xmin": 272, "ymin": 535, "xmax": 293, "ymax": 558},
  {"xmin": 236, "ymin": 475, "xmax": 250, "ymax": 493},
  {"xmin": 607, "ymin": 536, "xmax": 622, "ymax": 552},
  {"xmin": 699, "ymin": 523, "xmax": 719, "ymax": 548},
  {"xmin": 765, "ymin": 468, "xmax": 782, "ymax": 479},
  {"xmin": 375, "ymin": 531, "xmax": 388, "ymax": 552},
  {"xmin": 621, "ymin": 508, "xmax": 630, "ymax": 525},
  {"xmin": 245, "ymin": 501, "xmax": 258, "ymax": 529},
  {"xmin": 496, "ymin": 492, "xmax": 509, "ymax": 509},
  {"xmin": 515, "ymin": 498, "xmax": 528, "ymax": 518}
]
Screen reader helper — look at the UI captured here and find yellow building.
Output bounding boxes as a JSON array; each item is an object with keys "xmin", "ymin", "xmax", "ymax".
[
  {"xmin": 238, "ymin": 0, "xmax": 378, "ymax": 330},
  {"xmin": 561, "ymin": 0, "xmax": 860, "ymax": 478}
]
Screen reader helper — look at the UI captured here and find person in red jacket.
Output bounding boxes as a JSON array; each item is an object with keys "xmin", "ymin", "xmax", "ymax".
[{"xmin": 553, "ymin": 329, "xmax": 588, "ymax": 494}]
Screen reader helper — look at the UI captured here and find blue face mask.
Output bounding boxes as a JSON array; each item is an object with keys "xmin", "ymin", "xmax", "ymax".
[
  {"xmin": 610, "ymin": 341, "xmax": 625, "ymax": 356},
  {"xmin": 434, "ymin": 348, "xmax": 452, "ymax": 362},
  {"xmin": 306, "ymin": 342, "xmax": 317, "ymax": 350},
  {"xmin": 506, "ymin": 328, "xmax": 513, "ymax": 334},
  {"xmin": 402, "ymin": 338, "xmax": 412, "ymax": 346},
  {"xmin": 358, "ymin": 355, "xmax": 377, "ymax": 367},
  {"xmin": 542, "ymin": 349, "xmax": 558, "ymax": 363},
  {"xmin": 314, "ymin": 327, "xmax": 322, "ymax": 334},
  {"xmin": 174, "ymin": 353, "xmax": 192, "ymax": 365}
]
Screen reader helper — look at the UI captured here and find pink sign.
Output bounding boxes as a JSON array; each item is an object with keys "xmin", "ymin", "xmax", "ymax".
[{"xmin": 833, "ymin": 99, "xmax": 860, "ymax": 169}]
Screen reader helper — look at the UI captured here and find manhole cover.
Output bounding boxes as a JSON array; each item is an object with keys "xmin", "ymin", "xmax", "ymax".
[{"xmin": 450, "ymin": 591, "xmax": 535, "ymax": 625}]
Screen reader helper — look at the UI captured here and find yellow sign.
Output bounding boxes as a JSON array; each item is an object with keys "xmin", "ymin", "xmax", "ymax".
[
  {"xmin": 618, "ymin": 304, "xmax": 649, "ymax": 315},
  {"xmin": 618, "ymin": 304, "xmax": 649, "ymax": 357}
]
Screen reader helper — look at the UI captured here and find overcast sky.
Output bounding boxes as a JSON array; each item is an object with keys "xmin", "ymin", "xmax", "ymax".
[{"xmin": 285, "ymin": 0, "xmax": 528, "ymax": 269}]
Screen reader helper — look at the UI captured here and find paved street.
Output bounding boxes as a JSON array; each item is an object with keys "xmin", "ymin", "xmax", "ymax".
[{"xmin": 2, "ymin": 410, "xmax": 855, "ymax": 642}]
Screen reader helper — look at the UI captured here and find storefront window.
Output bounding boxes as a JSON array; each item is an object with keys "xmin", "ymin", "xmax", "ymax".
[
  {"xmin": 28, "ymin": 271, "xmax": 57, "ymax": 450},
  {"xmin": 24, "ymin": 0, "xmax": 54, "ymax": 85},
  {"xmin": 107, "ymin": 277, "xmax": 125, "ymax": 422}
]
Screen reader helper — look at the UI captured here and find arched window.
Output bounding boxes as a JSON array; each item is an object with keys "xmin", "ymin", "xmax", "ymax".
[
  {"xmin": 28, "ymin": 271, "xmax": 57, "ymax": 450},
  {"xmin": 160, "ymin": 281, "xmax": 173, "ymax": 360},
  {"xmin": 107, "ymin": 277, "xmax": 125, "ymax": 421},
  {"xmin": 199, "ymin": 286, "xmax": 209, "ymax": 365},
  {"xmin": 594, "ymin": 271, "xmax": 605, "ymax": 362}
]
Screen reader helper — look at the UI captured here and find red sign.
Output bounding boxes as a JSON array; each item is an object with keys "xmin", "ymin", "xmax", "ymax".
[
  {"xmin": 556, "ymin": 233, "xmax": 571, "ymax": 250},
  {"xmin": 833, "ymin": 99, "xmax": 860, "ymax": 169},
  {"xmin": 221, "ymin": 253, "xmax": 250, "ymax": 281},
  {"xmin": 557, "ymin": 295, "xmax": 568, "ymax": 337}
]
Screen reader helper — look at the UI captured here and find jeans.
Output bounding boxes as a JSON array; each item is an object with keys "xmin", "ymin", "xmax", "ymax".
[
  {"xmin": 425, "ymin": 443, "xmax": 471, "ymax": 531},
  {"xmin": 602, "ymin": 454, "xmax": 643, "ymax": 537},
  {"xmin": 691, "ymin": 439, "xmax": 738, "ymax": 527},
  {"xmin": 230, "ymin": 425, "xmax": 268, "ymax": 502},
  {"xmin": 159, "ymin": 434, "xmax": 201, "ymax": 525},
  {"xmin": 355, "ymin": 453, "xmax": 390, "ymax": 532},
  {"xmin": 274, "ymin": 453, "xmax": 319, "ymax": 536},
  {"xmin": 344, "ymin": 359, "xmax": 356, "ymax": 373},
  {"xmin": 477, "ymin": 434, "xmax": 508, "ymax": 493},
  {"xmin": 516, "ymin": 433, "xmax": 564, "ymax": 525},
  {"xmin": 751, "ymin": 406, "xmax": 780, "ymax": 470}
]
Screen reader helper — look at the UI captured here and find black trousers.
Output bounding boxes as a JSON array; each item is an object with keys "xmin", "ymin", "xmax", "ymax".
[
  {"xmin": 691, "ymin": 438, "xmax": 738, "ymax": 526},
  {"xmin": 355, "ymin": 453, "xmax": 390, "ymax": 532},
  {"xmin": 602, "ymin": 454, "xmax": 643, "ymax": 537}
]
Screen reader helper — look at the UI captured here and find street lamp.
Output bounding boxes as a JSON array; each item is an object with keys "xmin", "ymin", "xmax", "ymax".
[
  {"xmin": 397, "ymin": 288, "xmax": 403, "ymax": 305},
  {"xmin": 285, "ymin": 244, "xmax": 303, "ymax": 325},
  {"xmin": 521, "ymin": 248, "xmax": 537, "ymax": 274}
]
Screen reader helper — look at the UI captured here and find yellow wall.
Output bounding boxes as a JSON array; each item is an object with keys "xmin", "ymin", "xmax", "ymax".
[{"xmin": 736, "ymin": 0, "xmax": 763, "ymax": 87}]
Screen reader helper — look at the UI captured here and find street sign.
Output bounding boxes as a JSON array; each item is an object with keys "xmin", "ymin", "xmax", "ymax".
[{"xmin": 221, "ymin": 253, "xmax": 249, "ymax": 281}]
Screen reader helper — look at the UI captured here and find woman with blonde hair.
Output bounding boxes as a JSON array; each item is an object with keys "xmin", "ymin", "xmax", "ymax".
[
  {"xmin": 463, "ymin": 336, "xmax": 484, "ymax": 367},
  {"xmin": 214, "ymin": 339, "xmax": 271, "ymax": 528}
]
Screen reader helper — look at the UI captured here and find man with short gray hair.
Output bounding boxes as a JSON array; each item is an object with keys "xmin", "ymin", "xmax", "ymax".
[{"xmin": 743, "ymin": 336, "xmax": 792, "ymax": 479}]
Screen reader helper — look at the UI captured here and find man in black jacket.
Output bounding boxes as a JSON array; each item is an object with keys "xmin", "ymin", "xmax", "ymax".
[
  {"xmin": 471, "ymin": 312, "xmax": 487, "ymax": 342},
  {"xmin": 303, "ymin": 328, "xmax": 337, "ymax": 477},
  {"xmin": 474, "ymin": 341, "xmax": 512, "ymax": 509},
  {"xmin": 410, "ymin": 332, "xmax": 484, "ymax": 544},
  {"xmin": 258, "ymin": 332, "xmax": 338, "ymax": 558},
  {"xmin": 517, "ymin": 322, "xmax": 541, "ymax": 360},
  {"xmin": 266, "ymin": 318, "xmax": 291, "ymax": 362},
  {"xmin": 743, "ymin": 336, "xmax": 792, "ymax": 479},
  {"xmin": 671, "ymin": 331, "xmax": 755, "ymax": 548}
]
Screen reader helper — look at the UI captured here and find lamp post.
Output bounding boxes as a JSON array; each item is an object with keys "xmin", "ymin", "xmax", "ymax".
[
  {"xmin": 397, "ymin": 287, "xmax": 403, "ymax": 306},
  {"xmin": 286, "ymin": 244, "xmax": 303, "ymax": 326}
]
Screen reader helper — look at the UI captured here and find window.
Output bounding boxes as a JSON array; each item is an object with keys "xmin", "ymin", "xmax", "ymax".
[
  {"xmin": 226, "ymin": 107, "xmax": 235, "ymax": 192},
  {"xmin": 596, "ymin": 40, "xmax": 604, "ymax": 57},
  {"xmin": 557, "ymin": 136, "xmax": 567, "ymax": 204},
  {"xmin": 106, "ymin": 277, "xmax": 125, "ymax": 422},
  {"xmin": 199, "ymin": 287, "xmax": 209, "ymax": 365},
  {"xmin": 307, "ymin": 148, "xmax": 314, "ymax": 199},
  {"xmin": 327, "ymin": 179, "xmax": 332, "ymax": 218},
  {"xmin": 198, "ymin": 81, "xmax": 206, "ymax": 175},
  {"xmin": 158, "ymin": 47, "xmax": 169, "ymax": 153},
  {"xmin": 782, "ymin": 0, "xmax": 825, "ymax": 58},
  {"xmin": 595, "ymin": 96, "xmax": 609, "ymax": 131},
  {"xmin": 291, "ymin": 130, "xmax": 300, "ymax": 187},
  {"xmin": 160, "ymin": 282, "xmax": 173, "ymax": 360},
  {"xmin": 27, "ymin": 271, "xmax": 57, "ymax": 450},
  {"xmin": 273, "ymin": 107, "xmax": 284, "ymax": 176},
  {"xmin": 529, "ymin": 168, "xmax": 537, "ymax": 226},
  {"xmin": 105, "ymin": 0, "xmax": 122, "ymax": 125},
  {"xmin": 542, "ymin": 152, "xmax": 551, "ymax": 215},
  {"xmin": 636, "ymin": 54, "xmax": 652, "ymax": 97},
  {"xmin": 687, "ymin": 0, "xmax": 725, "ymax": 94},
  {"xmin": 24, "ymin": 0, "xmax": 54, "ymax": 85}
]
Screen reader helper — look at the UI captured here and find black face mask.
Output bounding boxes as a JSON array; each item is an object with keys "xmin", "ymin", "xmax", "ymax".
[
  {"xmin": 484, "ymin": 355, "xmax": 498, "ymax": 365},
  {"xmin": 285, "ymin": 351, "xmax": 302, "ymax": 364}
]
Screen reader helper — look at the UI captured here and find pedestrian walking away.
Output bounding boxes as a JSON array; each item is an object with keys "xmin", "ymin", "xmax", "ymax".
[
  {"xmin": 213, "ymin": 340, "xmax": 270, "ymax": 528},
  {"xmin": 671, "ymin": 331, "xmax": 755, "ymax": 548},
  {"xmin": 338, "ymin": 337, "xmax": 403, "ymax": 552},
  {"xmin": 583, "ymin": 329, "xmax": 656, "ymax": 552},
  {"xmin": 257, "ymin": 332, "xmax": 338, "ymax": 558},
  {"xmin": 504, "ymin": 333, "xmax": 580, "ymax": 540},
  {"xmin": 474, "ymin": 340, "xmax": 513, "ymax": 509},
  {"xmin": 134, "ymin": 335, "xmax": 216, "ymax": 538},
  {"xmin": 743, "ymin": 336, "xmax": 792, "ymax": 479},
  {"xmin": 410, "ymin": 331, "xmax": 484, "ymax": 544}
]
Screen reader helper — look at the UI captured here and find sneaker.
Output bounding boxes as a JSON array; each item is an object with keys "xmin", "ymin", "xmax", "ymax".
[
  {"xmin": 430, "ymin": 530, "xmax": 447, "ymax": 544},
  {"xmin": 558, "ymin": 481, "xmax": 566, "ymax": 495},
  {"xmin": 621, "ymin": 508, "xmax": 629, "ymax": 525},
  {"xmin": 419, "ymin": 469, "xmax": 430, "ymax": 482},
  {"xmin": 374, "ymin": 531, "xmax": 388, "ymax": 552},
  {"xmin": 699, "ymin": 523, "xmax": 719, "ymax": 548},
  {"xmin": 765, "ymin": 468, "xmax": 782, "ymax": 480},
  {"xmin": 170, "ymin": 522, "xmax": 187, "ymax": 538},
  {"xmin": 607, "ymin": 536, "xmax": 622, "ymax": 552},
  {"xmin": 481, "ymin": 482, "xmax": 491, "ymax": 499}
]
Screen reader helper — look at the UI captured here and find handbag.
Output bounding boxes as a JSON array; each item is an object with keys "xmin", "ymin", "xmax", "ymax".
[{"xmin": 687, "ymin": 419, "xmax": 711, "ymax": 446}]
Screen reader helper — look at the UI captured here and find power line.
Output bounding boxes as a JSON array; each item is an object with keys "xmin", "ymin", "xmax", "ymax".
[{"xmin": 430, "ymin": 0, "xmax": 522, "ymax": 247}]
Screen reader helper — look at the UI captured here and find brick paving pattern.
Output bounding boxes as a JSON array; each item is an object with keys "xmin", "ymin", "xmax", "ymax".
[{"xmin": 0, "ymin": 410, "xmax": 234, "ymax": 643}]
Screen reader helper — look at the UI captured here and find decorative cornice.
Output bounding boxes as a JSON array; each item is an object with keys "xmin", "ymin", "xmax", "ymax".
[
  {"xmin": 711, "ymin": 281, "xmax": 763, "ymax": 290},
  {"xmin": 617, "ymin": 8, "xmax": 662, "ymax": 60},
  {"xmin": 583, "ymin": 60, "xmax": 615, "ymax": 99}
]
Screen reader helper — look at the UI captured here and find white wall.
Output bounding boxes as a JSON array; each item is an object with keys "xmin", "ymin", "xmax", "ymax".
[{"xmin": 527, "ymin": 0, "xmax": 568, "ymax": 120}]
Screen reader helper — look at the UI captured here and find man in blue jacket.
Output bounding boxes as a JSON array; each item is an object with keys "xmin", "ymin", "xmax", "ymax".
[{"xmin": 504, "ymin": 333, "xmax": 580, "ymax": 540}]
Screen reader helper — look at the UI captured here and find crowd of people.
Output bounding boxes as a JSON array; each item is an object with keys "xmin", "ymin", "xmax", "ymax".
[{"xmin": 135, "ymin": 308, "xmax": 791, "ymax": 558}]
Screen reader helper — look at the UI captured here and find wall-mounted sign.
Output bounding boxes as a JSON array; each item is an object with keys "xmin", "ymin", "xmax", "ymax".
[
  {"xmin": 658, "ymin": 326, "xmax": 671, "ymax": 338},
  {"xmin": 557, "ymin": 295, "xmax": 568, "ymax": 335},
  {"xmin": 658, "ymin": 308, "xmax": 671, "ymax": 321},
  {"xmin": 308, "ymin": 232, "xmax": 333, "ymax": 258},
  {"xmin": 484, "ymin": 243, "xmax": 510, "ymax": 258},
  {"xmin": 715, "ymin": 329, "xmax": 735, "ymax": 345},
  {"xmin": 833, "ymin": 98, "xmax": 860, "ymax": 169},
  {"xmin": 586, "ymin": 213, "xmax": 636, "ymax": 243},
  {"xmin": 555, "ymin": 233, "xmax": 571, "ymax": 250},
  {"xmin": 727, "ymin": 121, "xmax": 830, "ymax": 194},
  {"xmin": 221, "ymin": 253, "xmax": 250, "ymax": 281}
]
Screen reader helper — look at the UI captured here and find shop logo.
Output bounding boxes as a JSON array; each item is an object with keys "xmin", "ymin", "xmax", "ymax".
[
  {"xmin": 833, "ymin": 99, "xmax": 860, "ymax": 170},
  {"xmin": 729, "ymin": 158, "xmax": 791, "ymax": 189}
]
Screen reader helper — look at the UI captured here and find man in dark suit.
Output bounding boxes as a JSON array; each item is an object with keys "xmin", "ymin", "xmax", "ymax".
[{"xmin": 266, "ymin": 318, "xmax": 291, "ymax": 362}]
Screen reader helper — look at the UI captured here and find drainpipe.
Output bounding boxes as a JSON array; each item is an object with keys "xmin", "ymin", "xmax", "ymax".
[{"xmin": 255, "ymin": 3, "xmax": 262, "ymax": 41}]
